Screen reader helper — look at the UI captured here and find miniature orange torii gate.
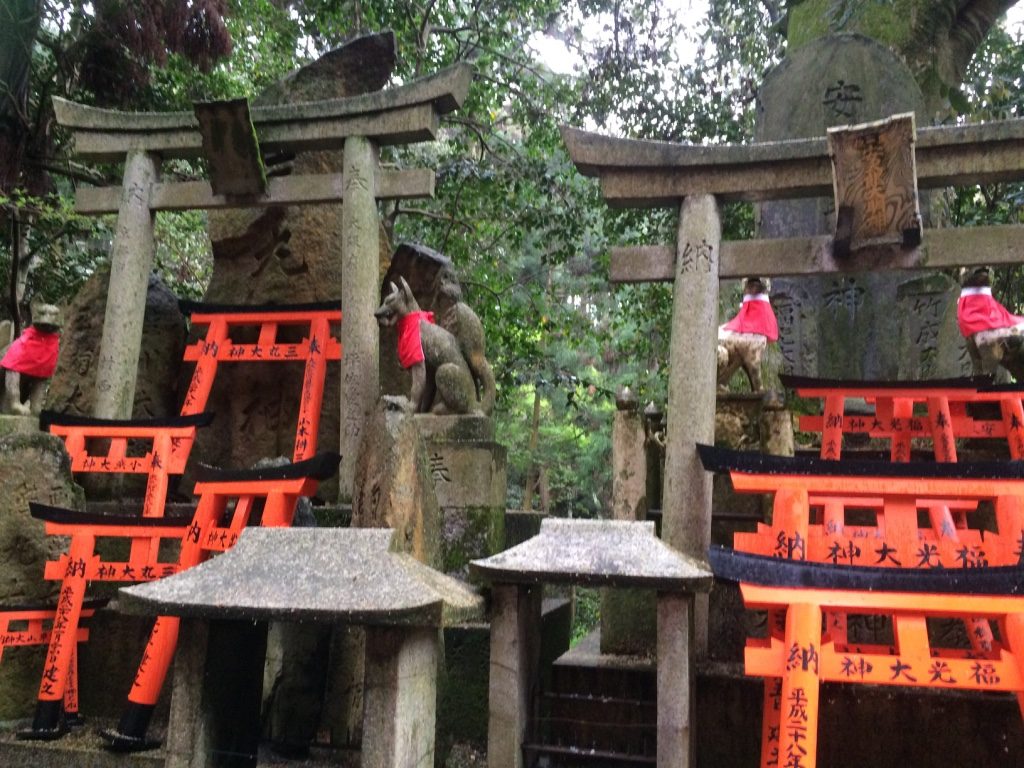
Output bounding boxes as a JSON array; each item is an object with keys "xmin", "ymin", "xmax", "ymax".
[
  {"xmin": 177, "ymin": 300, "xmax": 342, "ymax": 461},
  {"xmin": 21, "ymin": 412, "xmax": 212, "ymax": 738},
  {"xmin": 781, "ymin": 374, "xmax": 1024, "ymax": 460},
  {"xmin": 700, "ymin": 445, "xmax": 1024, "ymax": 768},
  {"xmin": 561, "ymin": 115, "xmax": 1024, "ymax": 652},
  {"xmin": 0, "ymin": 598, "xmax": 106, "ymax": 728},
  {"xmin": 710, "ymin": 548, "xmax": 1024, "ymax": 768},
  {"xmin": 53, "ymin": 62, "xmax": 472, "ymax": 500}
]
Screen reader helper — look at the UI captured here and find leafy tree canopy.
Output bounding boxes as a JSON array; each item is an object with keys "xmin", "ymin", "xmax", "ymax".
[{"xmin": 2, "ymin": 0, "xmax": 1022, "ymax": 514}]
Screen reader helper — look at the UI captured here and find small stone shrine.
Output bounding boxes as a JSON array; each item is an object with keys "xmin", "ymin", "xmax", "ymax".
[
  {"xmin": 471, "ymin": 519, "xmax": 712, "ymax": 768},
  {"xmin": 120, "ymin": 527, "xmax": 483, "ymax": 768}
]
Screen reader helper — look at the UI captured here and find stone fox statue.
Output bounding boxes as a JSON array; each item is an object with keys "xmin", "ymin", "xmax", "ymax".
[
  {"xmin": 717, "ymin": 277, "xmax": 778, "ymax": 392},
  {"xmin": 375, "ymin": 276, "xmax": 484, "ymax": 415},
  {"xmin": 436, "ymin": 277, "xmax": 496, "ymax": 415},
  {"xmin": 958, "ymin": 266, "xmax": 1024, "ymax": 381},
  {"xmin": 1, "ymin": 302, "xmax": 62, "ymax": 415}
]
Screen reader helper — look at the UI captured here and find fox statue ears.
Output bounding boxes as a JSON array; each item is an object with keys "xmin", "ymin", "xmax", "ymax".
[
  {"xmin": 385, "ymin": 276, "xmax": 416, "ymax": 302},
  {"xmin": 398, "ymin": 276, "xmax": 414, "ymax": 299}
]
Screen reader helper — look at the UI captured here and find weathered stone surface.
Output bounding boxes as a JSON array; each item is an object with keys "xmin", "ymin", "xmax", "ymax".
[
  {"xmin": 352, "ymin": 398, "xmax": 442, "ymax": 568},
  {"xmin": 425, "ymin": 441, "xmax": 506, "ymax": 510},
  {"xmin": 45, "ymin": 269, "xmax": 185, "ymax": 419},
  {"xmin": 561, "ymin": 119, "xmax": 1024, "ymax": 205},
  {"xmin": 895, "ymin": 272, "xmax": 972, "ymax": 379},
  {"xmin": 601, "ymin": 395, "xmax": 655, "ymax": 656},
  {"xmin": 119, "ymin": 527, "xmax": 483, "ymax": 627},
  {"xmin": 0, "ymin": 432, "xmax": 83, "ymax": 719},
  {"xmin": 414, "ymin": 415, "xmax": 507, "ymax": 578},
  {"xmin": 413, "ymin": 413, "xmax": 494, "ymax": 442},
  {"xmin": 339, "ymin": 135, "xmax": 381, "ymax": 500},
  {"xmin": 472, "ymin": 519, "xmax": 713, "ymax": 591},
  {"xmin": 93, "ymin": 150, "xmax": 160, "ymax": 420},
  {"xmin": 0, "ymin": 414, "xmax": 37, "ymax": 436},
  {"xmin": 600, "ymin": 587, "xmax": 656, "ymax": 656},
  {"xmin": 362, "ymin": 626, "xmax": 438, "ymax": 768},
  {"xmin": 611, "ymin": 398, "xmax": 647, "ymax": 521}
]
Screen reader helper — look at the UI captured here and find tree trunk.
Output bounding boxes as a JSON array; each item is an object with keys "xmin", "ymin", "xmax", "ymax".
[{"xmin": 0, "ymin": 0, "xmax": 41, "ymax": 193}]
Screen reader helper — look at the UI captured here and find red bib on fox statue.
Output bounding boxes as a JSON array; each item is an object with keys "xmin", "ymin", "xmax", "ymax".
[
  {"xmin": 957, "ymin": 286, "xmax": 1024, "ymax": 337},
  {"xmin": 1, "ymin": 326, "xmax": 60, "ymax": 378},
  {"xmin": 722, "ymin": 293, "xmax": 779, "ymax": 341},
  {"xmin": 396, "ymin": 310, "xmax": 435, "ymax": 369}
]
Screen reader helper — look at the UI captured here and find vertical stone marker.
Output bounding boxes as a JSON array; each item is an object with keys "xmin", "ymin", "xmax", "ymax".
[{"xmin": 93, "ymin": 150, "xmax": 159, "ymax": 419}]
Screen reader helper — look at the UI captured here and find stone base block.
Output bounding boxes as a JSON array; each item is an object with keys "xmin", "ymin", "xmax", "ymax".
[{"xmin": 426, "ymin": 441, "xmax": 506, "ymax": 510}]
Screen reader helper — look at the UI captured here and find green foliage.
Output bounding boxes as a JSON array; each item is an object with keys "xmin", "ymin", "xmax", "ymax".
[
  {"xmin": 5, "ymin": 0, "xmax": 1023, "ymax": 517},
  {"xmin": 571, "ymin": 587, "xmax": 601, "ymax": 645},
  {"xmin": 954, "ymin": 18, "xmax": 1024, "ymax": 311}
]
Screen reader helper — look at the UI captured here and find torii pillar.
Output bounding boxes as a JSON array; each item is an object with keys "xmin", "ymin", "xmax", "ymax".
[{"xmin": 661, "ymin": 194, "xmax": 720, "ymax": 653}]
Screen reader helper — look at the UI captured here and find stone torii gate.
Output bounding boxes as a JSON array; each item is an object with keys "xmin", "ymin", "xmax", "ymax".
[
  {"xmin": 52, "ymin": 64, "xmax": 472, "ymax": 498},
  {"xmin": 562, "ymin": 116, "xmax": 1024, "ymax": 652}
]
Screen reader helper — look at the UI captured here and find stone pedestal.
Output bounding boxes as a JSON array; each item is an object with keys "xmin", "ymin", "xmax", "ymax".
[{"xmin": 414, "ymin": 414, "xmax": 506, "ymax": 578}]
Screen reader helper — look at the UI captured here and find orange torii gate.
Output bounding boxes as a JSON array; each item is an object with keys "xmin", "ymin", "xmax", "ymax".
[
  {"xmin": 177, "ymin": 301, "xmax": 342, "ymax": 461},
  {"xmin": 710, "ymin": 548, "xmax": 1024, "ymax": 768},
  {"xmin": 22, "ymin": 503, "xmax": 195, "ymax": 738},
  {"xmin": 700, "ymin": 445, "xmax": 1024, "ymax": 768},
  {"xmin": 23, "ymin": 302, "xmax": 341, "ymax": 741},
  {"xmin": 781, "ymin": 374, "xmax": 1024, "ymax": 461},
  {"xmin": 0, "ymin": 598, "xmax": 106, "ymax": 727}
]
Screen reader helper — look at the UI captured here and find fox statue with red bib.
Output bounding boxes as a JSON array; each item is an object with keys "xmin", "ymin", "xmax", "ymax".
[
  {"xmin": 1, "ymin": 302, "xmax": 62, "ymax": 416},
  {"xmin": 717, "ymin": 277, "xmax": 778, "ymax": 392},
  {"xmin": 958, "ymin": 267, "xmax": 1024, "ymax": 382}
]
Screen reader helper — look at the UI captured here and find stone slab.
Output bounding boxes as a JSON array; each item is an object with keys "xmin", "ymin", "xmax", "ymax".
[
  {"xmin": 119, "ymin": 528, "xmax": 482, "ymax": 627},
  {"xmin": 54, "ymin": 64, "xmax": 474, "ymax": 161},
  {"xmin": 470, "ymin": 519, "xmax": 713, "ymax": 591}
]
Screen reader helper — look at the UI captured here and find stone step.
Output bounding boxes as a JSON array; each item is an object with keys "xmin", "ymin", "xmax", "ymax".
[
  {"xmin": 523, "ymin": 741, "xmax": 656, "ymax": 767},
  {"xmin": 540, "ymin": 692, "xmax": 656, "ymax": 757},
  {"xmin": 537, "ymin": 632, "xmax": 657, "ymax": 762},
  {"xmin": 550, "ymin": 632, "xmax": 656, "ymax": 703}
]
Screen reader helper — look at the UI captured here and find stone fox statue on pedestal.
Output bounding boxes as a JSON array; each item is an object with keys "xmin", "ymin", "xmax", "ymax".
[{"xmin": 375, "ymin": 276, "xmax": 488, "ymax": 415}]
